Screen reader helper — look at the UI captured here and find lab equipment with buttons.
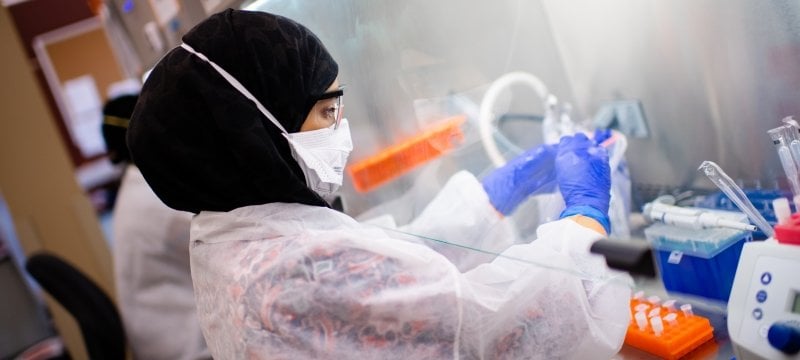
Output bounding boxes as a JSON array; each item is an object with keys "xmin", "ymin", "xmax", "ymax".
[{"xmin": 728, "ymin": 214, "xmax": 800, "ymax": 360}]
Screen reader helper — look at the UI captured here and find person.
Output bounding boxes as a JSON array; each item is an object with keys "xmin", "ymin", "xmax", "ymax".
[
  {"xmin": 128, "ymin": 9, "xmax": 631, "ymax": 360},
  {"xmin": 101, "ymin": 84, "xmax": 211, "ymax": 360}
]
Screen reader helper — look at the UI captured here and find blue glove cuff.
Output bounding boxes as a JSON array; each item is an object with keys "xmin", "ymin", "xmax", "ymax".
[{"xmin": 559, "ymin": 205, "xmax": 611, "ymax": 234}]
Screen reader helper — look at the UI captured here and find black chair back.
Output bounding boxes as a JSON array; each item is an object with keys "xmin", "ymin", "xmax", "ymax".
[{"xmin": 25, "ymin": 252, "xmax": 125, "ymax": 360}]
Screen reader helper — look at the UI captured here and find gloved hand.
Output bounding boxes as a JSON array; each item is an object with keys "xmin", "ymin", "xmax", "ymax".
[
  {"xmin": 556, "ymin": 132, "xmax": 612, "ymax": 233},
  {"xmin": 482, "ymin": 144, "xmax": 558, "ymax": 215},
  {"xmin": 593, "ymin": 128, "xmax": 613, "ymax": 145}
]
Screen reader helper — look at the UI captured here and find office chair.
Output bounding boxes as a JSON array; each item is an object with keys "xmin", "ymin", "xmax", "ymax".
[{"xmin": 25, "ymin": 252, "xmax": 126, "ymax": 360}]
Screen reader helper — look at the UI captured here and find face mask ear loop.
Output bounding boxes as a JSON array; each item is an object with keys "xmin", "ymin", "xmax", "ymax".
[{"xmin": 179, "ymin": 43, "xmax": 289, "ymax": 135}]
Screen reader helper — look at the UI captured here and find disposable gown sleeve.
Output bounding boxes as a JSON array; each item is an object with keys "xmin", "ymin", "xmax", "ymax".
[
  {"xmin": 190, "ymin": 172, "xmax": 632, "ymax": 359},
  {"xmin": 397, "ymin": 170, "xmax": 518, "ymax": 271}
]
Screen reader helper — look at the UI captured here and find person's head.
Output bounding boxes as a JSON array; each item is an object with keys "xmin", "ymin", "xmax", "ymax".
[
  {"xmin": 101, "ymin": 94, "xmax": 139, "ymax": 164},
  {"xmin": 127, "ymin": 9, "xmax": 343, "ymax": 213}
]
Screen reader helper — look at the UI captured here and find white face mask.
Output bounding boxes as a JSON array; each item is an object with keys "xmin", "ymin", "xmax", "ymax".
[
  {"xmin": 284, "ymin": 119, "xmax": 353, "ymax": 196},
  {"xmin": 179, "ymin": 43, "xmax": 353, "ymax": 198}
]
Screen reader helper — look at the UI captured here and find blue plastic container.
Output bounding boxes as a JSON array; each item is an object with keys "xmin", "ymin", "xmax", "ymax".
[{"xmin": 644, "ymin": 209, "xmax": 752, "ymax": 302}]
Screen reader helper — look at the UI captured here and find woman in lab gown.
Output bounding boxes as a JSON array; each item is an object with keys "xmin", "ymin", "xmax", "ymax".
[{"xmin": 128, "ymin": 9, "xmax": 631, "ymax": 360}]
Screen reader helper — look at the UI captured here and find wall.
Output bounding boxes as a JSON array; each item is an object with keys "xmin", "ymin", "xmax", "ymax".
[
  {"xmin": 542, "ymin": 0, "xmax": 800, "ymax": 199},
  {"xmin": 0, "ymin": 5, "xmax": 115, "ymax": 359}
]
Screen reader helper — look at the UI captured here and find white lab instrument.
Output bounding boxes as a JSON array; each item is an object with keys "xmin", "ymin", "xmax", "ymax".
[
  {"xmin": 698, "ymin": 161, "xmax": 775, "ymax": 238},
  {"xmin": 643, "ymin": 197, "xmax": 757, "ymax": 232},
  {"xmin": 728, "ymin": 240, "xmax": 800, "ymax": 359}
]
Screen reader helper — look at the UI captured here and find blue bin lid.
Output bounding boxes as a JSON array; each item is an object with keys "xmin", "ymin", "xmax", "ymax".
[{"xmin": 644, "ymin": 209, "xmax": 751, "ymax": 258}]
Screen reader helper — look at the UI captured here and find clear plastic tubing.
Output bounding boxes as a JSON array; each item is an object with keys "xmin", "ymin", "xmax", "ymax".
[{"xmin": 698, "ymin": 161, "xmax": 775, "ymax": 238}]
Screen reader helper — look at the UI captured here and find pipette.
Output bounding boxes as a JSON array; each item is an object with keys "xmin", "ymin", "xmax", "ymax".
[
  {"xmin": 781, "ymin": 117, "xmax": 800, "ymax": 169},
  {"xmin": 768, "ymin": 126, "xmax": 800, "ymax": 198},
  {"xmin": 780, "ymin": 118, "xmax": 800, "ymax": 208},
  {"xmin": 698, "ymin": 161, "xmax": 775, "ymax": 238},
  {"xmin": 643, "ymin": 200, "xmax": 757, "ymax": 231}
]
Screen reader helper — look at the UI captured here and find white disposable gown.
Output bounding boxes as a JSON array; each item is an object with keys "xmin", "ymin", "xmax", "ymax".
[
  {"xmin": 112, "ymin": 165, "xmax": 210, "ymax": 360},
  {"xmin": 190, "ymin": 171, "xmax": 632, "ymax": 359}
]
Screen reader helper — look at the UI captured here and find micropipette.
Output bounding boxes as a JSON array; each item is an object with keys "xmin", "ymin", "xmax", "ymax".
[
  {"xmin": 643, "ymin": 201, "xmax": 757, "ymax": 232},
  {"xmin": 698, "ymin": 161, "xmax": 775, "ymax": 238}
]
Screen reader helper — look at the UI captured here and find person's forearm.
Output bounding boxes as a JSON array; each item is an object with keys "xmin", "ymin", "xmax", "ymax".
[{"xmin": 567, "ymin": 215, "xmax": 607, "ymax": 235}]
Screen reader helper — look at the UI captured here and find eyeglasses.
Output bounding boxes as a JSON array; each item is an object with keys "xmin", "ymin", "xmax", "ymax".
[{"xmin": 309, "ymin": 85, "xmax": 345, "ymax": 129}]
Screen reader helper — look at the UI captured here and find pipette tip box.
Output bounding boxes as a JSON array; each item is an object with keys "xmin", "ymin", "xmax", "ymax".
[
  {"xmin": 625, "ymin": 298, "xmax": 714, "ymax": 360},
  {"xmin": 644, "ymin": 209, "xmax": 751, "ymax": 301}
]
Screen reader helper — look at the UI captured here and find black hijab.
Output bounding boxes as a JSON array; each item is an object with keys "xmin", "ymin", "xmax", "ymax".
[{"xmin": 127, "ymin": 9, "xmax": 338, "ymax": 213}]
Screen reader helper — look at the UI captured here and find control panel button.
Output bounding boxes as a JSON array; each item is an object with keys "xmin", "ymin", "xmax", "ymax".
[
  {"xmin": 753, "ymin": 308, "xmax": 763, "ymax": 320},
  {"xmin": 768, "ymin": 322, "xmax": 800, "ymax": 355},
  {"xmin": 756, "ymin": 290, "xmax": 768, "ymax": 303},
  {"xmin": 761, "ymin": 272, "xmax": 772, "ymax": 285}
]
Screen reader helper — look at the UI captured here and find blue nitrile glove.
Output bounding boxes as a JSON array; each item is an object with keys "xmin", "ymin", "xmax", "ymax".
[
  {"xmin": 593, "ymin": 128, "xmax": 612, "ymax": 145},
  {"xmin": 482, "ymin": 144, "xmax": 558, "ymax": 215},
  {"xmin": 556, "ymin": 133, "xmax": 612, "ymax": 233}
]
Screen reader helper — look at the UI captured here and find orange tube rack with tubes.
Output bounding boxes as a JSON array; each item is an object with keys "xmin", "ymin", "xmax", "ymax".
[
  {"xmin": 347, "ymin": 115, "xmax": 466, "ymax": 193},
  {"xmin": 624, "ymin": 298, "xmax": 714, "ymax": 360}
]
